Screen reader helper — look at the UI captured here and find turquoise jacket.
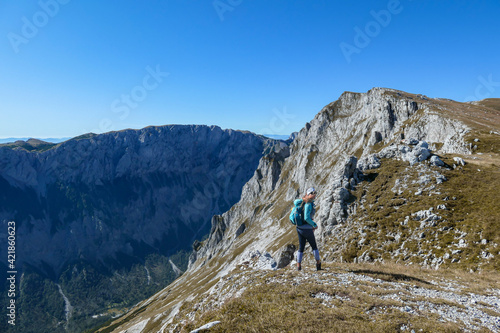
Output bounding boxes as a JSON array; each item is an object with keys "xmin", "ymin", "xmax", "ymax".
[{"xmin": 290, "ymin": 199, "xmax": 317, "ymax": 229}]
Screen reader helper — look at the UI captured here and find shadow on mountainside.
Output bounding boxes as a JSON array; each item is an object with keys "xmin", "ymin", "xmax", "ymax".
[{"xmin": 350, "ymin": 269, "xmax": 432, "ymax": 285}]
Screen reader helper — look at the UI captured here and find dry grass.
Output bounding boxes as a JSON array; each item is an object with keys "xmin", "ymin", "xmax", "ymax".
[
  {"xmin": 177, "ymin": 262, "xmax": 493, "ymax": 333},
  {"xmin": 474, "ymin": 98, "xmax": 500, "ymax": 112},
  {"xmin": 351, "ymin": 261, "xmax": 500, "ymax": 294},
  {"xmin": 335, "ymin": 147, "xmax": 500, "ymax": 271}
]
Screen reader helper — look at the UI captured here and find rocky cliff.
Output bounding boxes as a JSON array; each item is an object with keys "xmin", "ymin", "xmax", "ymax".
[
  {"xmin": 0, "ymin": 125, "xmax": 284, "ymax": 273},
  {"xmin": 0, "ymin": 124, "xmax": 285, "ymax": 332},
  {"xmin": 99, "ymin": 88, "xmax": 500, "ymax": 332},
  {"xmin": 190, "ymin": 87, "xmax": 486, "ymax": 268}
]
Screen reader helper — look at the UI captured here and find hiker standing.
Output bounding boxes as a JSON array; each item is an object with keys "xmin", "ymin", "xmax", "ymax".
[{"xmin": 291, "ymin": 187, "xmax": 321, "ymax": 271}]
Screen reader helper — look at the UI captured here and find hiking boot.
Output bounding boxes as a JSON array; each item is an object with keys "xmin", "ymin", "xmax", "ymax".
[
  {"xmin": 316, "ymin": 262, "xmax": 322, "ymax": 271},
  {"xmin": 297, "ymin": 263, "xmax": 302, "ymax": 271}
]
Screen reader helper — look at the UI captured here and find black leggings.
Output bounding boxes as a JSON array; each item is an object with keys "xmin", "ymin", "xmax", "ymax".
[{"xmin": 296, "ymin": 228, "xmax": 318, "ymax": 252}]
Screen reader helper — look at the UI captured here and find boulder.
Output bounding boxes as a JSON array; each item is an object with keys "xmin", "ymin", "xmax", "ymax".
[
  {"xmin": 276, "ymin": 244, "xmax": 297, "ymax": 269},
  {"xmin": 453, "ymin": 157, "xmax": 466, "ymax": 166},
  {"xmin": 430, "ymin": 155, "xmax": 445, "ymax": 167},
  {"xmin": 358, "ymin": 154, "xmax": 381, "ymax": 171}
]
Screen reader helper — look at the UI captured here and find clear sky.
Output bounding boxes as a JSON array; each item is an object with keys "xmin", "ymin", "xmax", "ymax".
[{"xmin": 1, "ymin": 0, "xmax": 499, "ymax": 139}]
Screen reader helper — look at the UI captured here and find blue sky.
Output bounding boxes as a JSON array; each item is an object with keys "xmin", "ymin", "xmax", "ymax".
[{"xmin": 1, "ymin": 0, "xmax": 499, "ymax": 139}]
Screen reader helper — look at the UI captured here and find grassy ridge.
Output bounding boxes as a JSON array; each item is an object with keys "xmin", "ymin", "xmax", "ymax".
[
  {"xmin": 0, "ymin": 138, "xmax": 58, "ymax": 152},
  {"xmin": 334, "ymin": 149, "xmax": 500, "ymax": 271},
  {"xmin": 178, "ymin": 262, "xmax": 499, "ymax": 332}
]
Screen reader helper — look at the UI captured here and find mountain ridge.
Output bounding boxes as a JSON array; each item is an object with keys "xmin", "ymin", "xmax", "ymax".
[
  {"xmin": 0, "ymin": 124, "xmax": 287, "ymax": 332},
  {"xmin": 98, "ymin": 88, "xmax": 500, "ymax": 332}
]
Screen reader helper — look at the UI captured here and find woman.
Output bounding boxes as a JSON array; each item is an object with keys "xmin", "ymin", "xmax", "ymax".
[{"xmin": 292, "ymin": 187, "xmax": 321, "ymax": 271}]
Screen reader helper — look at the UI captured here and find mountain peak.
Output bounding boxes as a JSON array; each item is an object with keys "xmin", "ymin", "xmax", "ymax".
[{"xmin": 100, "ymin": 89, "xmax": 499, "ymax": 332}]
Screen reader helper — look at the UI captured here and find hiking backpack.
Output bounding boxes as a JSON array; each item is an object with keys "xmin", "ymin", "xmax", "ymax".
[{"xmin": 290, "ymin": 201, "xmax": 305, "ymax": 226}]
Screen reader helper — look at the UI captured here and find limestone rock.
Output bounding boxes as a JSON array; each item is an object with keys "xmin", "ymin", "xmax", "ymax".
[
  {"xmin": 276, "ymin": 244, "xmax": 297, "ymax": 269},
  {"xmin": 357, "ymin": 154, "xmax": 381, "ymax": 171},
  {"xmin": 190, "ymin": 321, "xmax": 221, "ymax": 333},
  {"xmin": 453, "ymin": 157, "xmax": 466, "ymax": 166},
  {"xmin": 430, "ymin": 155, "xmax": 445, "ymax": 167}
]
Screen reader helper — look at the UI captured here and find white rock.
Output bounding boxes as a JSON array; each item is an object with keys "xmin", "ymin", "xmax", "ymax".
[
  {"xmin": 430, "ymin": 155, "xmax": 445, "ymax": 167},
  {"xmin": 453, "ymin": 157, "xmax": 466, "ymax": 166},
  {"xmin": 190, "ymin": 321, "xmax": 221, "ymax": 333},
  {"xmin": 357, "ymin": 154, "xmax": 381, "ymax": 171}
]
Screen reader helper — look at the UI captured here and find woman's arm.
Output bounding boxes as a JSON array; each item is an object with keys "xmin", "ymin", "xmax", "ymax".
[{"xmin": 304, "ymin": 203, "xmax": 317, "ymax": 228}]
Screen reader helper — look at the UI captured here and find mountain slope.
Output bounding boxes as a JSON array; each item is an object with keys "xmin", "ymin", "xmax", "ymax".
[
  {"xmin": 99, "ymin": 89, "xmax": 500, "ymax": 332},
  {"xmin": 0, "ymin": 125, "xmax": 285, "ymax": 332},
  {"xmin": 0, "ymin": 125, "xmax": 283, "ymax": 274}
]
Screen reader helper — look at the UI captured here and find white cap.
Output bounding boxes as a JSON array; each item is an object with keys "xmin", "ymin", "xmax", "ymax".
[{"xmin": 305, "ymin": 187, "xmax": 317, "ymax": 195}]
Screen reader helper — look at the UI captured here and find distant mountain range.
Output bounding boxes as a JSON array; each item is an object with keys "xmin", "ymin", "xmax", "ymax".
[
  {"xmin": 0, "ymin": 135, "xmax": 293, "ymax": 144},
  {"xmin": 262, "ymin": 134, "xmax": 294, "ymax": 141},
  {"xmin": 0, "ymin": 137, "xmax": 71, "ymax": 144},
  {"xmin": 0, "ymin": 125, "xmax": 287, "ymax": 332}
]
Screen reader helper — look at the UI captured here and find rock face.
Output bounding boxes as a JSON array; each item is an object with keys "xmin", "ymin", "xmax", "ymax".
[
  {"xmin": 276, "ymin": 244, "xmax": 297, "ymax": 268},
  {"xmin": 189, "ymin": 88, "xmax": 475, "ymax": 267},
  {"xmin": 0, "ymin": 125, "xmax": 283, "ymax": 275}
]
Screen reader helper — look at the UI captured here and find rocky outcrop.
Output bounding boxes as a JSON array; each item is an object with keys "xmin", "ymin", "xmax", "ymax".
[
  {"xmin": 276, "ymin": 244, "xmax": 297, "ymax": 268},
  {"xmin": 191, "ymin": 88, "xmax": 476, "ymax": 267},
  {"xmin": 189, "ymin": 140, "xmax": 291, "ymax": 268}
]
